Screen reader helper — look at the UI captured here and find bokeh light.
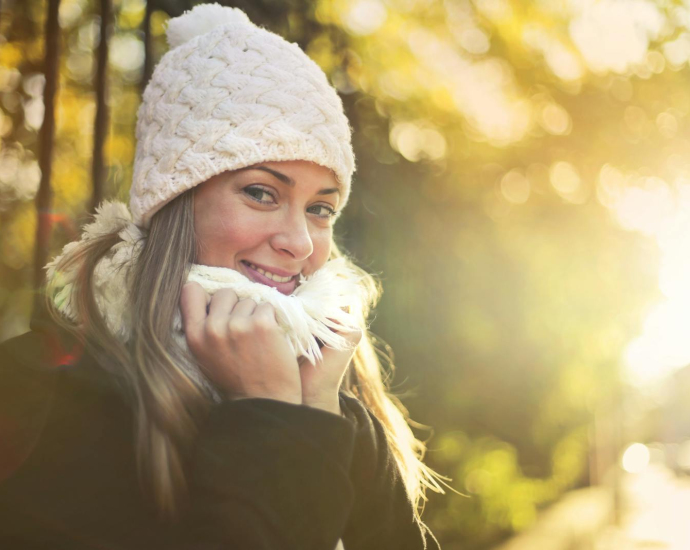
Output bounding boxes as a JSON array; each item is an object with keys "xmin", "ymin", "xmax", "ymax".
[{"xmin": 622, "ymin": 443, "xmax": 650, "ymax": 474}]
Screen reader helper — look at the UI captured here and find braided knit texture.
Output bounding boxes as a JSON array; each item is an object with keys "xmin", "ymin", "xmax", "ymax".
[{"xmin": 130, "ymin": 4, "xmax": 355, "ymax": 227}]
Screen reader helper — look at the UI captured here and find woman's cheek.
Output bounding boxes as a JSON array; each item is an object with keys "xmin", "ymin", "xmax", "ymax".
[{"xmin": 312, "ymin": 229, "xmax": 333, "ymax": 267}]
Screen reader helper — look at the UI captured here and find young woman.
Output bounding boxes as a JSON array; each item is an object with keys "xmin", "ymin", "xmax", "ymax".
[{"xmin": 0, "ymin": 4, "xmax": 446, "ymax": 549}]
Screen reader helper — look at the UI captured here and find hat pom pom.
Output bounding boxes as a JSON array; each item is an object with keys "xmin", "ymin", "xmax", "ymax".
[{"xmin": 166, "ymin": 3, "xmax": 251, "ymax": 49}]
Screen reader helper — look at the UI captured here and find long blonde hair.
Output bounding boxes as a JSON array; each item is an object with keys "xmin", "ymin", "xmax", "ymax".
[{"xmin": 46, "ymin": 188, "xmax": 449, "ymax": 535}]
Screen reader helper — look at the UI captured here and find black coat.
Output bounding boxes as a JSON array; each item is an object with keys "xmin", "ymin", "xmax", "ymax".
[{"xmin": 0, "ymin": 315, "xmax": 441, "ymax": 550}]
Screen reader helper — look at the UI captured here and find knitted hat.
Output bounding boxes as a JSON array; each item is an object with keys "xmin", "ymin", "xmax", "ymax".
[{"xmin": 129, "ymin": 3, "xmax": 356, "ymax": 228}]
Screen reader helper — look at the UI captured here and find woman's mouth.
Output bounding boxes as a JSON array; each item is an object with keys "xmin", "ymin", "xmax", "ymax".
[{"xmin": 240, "ymin": 260, "xmax": 299, "ymax": 295}]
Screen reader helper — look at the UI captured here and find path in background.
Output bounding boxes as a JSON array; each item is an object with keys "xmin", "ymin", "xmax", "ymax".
[
  {"xmin": 596, "ymin": 465, "xmax": 690, "ymax": 550},
  {"xmin": 493, "ymin": 464, "xmax": 690, "ymax": 550}
]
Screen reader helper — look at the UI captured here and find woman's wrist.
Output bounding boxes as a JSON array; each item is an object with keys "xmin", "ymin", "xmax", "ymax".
[
  {"xmin": 223, "ymin": 390, "xmax": 302, "ymax": 405},
  {"xmin": 303, "ymin": 396, "xmax": 343, "ymax": 417}
]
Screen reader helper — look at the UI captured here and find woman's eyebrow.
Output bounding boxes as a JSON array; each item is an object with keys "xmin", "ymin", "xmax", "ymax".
[
  {"xmin": 317, "ymin": 188, "xmax": 340, "ymax": 196},
  {"xmin": 241, "ymin": 165, "xmax": 340, "ymax": 195}
]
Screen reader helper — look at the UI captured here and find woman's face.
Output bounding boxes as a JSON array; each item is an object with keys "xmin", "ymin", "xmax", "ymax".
[{"xmin": 194, "ymin": 160, "xmax": 341, "ymax": 295}]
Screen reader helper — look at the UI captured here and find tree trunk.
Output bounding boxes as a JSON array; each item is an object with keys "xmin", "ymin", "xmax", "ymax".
[
  {"xmin": 141, "ymin": 0, "xmax": 153, "ymax": 93},
  {"xmin": 91, "ymin": 0, "xmax": 111, "ymax": 213},
  {"xmin": 33, "ymin": 0, "xmax": 61, "ymax": 308}
]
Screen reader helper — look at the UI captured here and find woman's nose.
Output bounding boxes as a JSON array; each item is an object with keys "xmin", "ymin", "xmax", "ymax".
[{"xmin": 270, "ymin": 211, "xmax": 314, "ymax": 260}]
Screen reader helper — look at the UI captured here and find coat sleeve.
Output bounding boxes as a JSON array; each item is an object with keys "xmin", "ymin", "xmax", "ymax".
[
  {"xmin": 338, "ymin": 393, "xmax": 442, "ymax": 550},
  {"xmin": 182, "ymin": 397, "xmax": 357, "ymax": 550},
  {"xmin": 0, "ymin": 331, "xmax": 59, "ymax": 485}
]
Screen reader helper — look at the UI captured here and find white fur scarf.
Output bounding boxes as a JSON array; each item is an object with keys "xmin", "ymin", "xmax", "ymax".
[{"xmin": 46, "ymin": 201, "xmax": 367, "ymax": 404}]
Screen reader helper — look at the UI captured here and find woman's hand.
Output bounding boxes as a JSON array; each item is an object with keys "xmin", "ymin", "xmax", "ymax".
[
  {"xmin": 180, "ymin": 282, "xmax": 302, "ymax": 404},
  {"xmin": 299, "ymin": 323, "xmax": 363, "ymax": 416}
]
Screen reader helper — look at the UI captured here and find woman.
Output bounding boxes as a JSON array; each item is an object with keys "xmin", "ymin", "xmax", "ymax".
[{"xmin": 0, "ymin": 4, "xmax": 446, "ymax": 549}]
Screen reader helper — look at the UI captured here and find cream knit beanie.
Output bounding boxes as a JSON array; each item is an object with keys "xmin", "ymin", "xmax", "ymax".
[{"xmin": 130, "ymin": 3, "xmax": 356, "ymax": 228}]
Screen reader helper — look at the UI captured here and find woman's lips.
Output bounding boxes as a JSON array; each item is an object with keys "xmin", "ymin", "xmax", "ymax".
[{"xmin": 241, "ymin": 261, "xmax": 298, "ymax": 295}]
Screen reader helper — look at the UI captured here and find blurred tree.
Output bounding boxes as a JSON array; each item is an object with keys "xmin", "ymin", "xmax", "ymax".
[
  {"xmin": 90, "ymin": 0, "xmax": 111, "ymax": 212},
  {"xmin": 32, "ymin": 0, "xmax": 60, "ymax": 309}
]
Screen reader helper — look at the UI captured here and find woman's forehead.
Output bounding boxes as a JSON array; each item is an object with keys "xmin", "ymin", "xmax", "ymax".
[
  {"xmin": 231, "ymin": 161, "xmax": 341, "ymax": 192},
  {"xmin": 199, "ymin": 161, "xmax": 341, "ymax": 199},
  {"xmin": 243, "ymin": 160, "xmax": 338, "ymax": 180}
]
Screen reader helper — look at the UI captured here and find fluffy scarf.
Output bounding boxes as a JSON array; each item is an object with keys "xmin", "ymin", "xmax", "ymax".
[{"xmin": 46, "ymin": 201, "xmax": 366, "ymax": 404}]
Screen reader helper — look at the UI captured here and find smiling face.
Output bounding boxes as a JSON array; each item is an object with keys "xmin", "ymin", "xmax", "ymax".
[{"xmin": 193, "ymin": 160, "xmax": 341, "ymax": 295}]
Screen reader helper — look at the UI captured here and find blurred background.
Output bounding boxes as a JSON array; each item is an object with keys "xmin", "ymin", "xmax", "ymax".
[{"xmin": 2, "ymin": 0, "xmax": 690, "ymax": 548}]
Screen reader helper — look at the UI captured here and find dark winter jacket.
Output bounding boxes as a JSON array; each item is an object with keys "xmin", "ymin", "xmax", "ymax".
[{"xmin": 0, "ymin": 314, "xmax": 441, "ymax": 550}]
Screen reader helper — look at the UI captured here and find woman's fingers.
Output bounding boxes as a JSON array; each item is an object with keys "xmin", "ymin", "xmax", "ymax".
[
  {"xmin": 254, "ymin": 302, "xmax": 278, "ymax": 326},
  {"xmin": 343, "ymin": 326, "xmax": 363, "ymax": 346},
  {"xmin": 232, "ymin": 297, "xmax": 258, "ymax": 317},
  {"xmin": 180, "ymin": 282, "xmax": 211, "ymax": 347},
  {"xmin": 326, "ymin": 319, "xmax": 363, "ymax": 346},
  {"xmin": 178, "ymin": 287, "xmax": 301, "ymax": 403},
  {"xmin": 208, "ymin": 288, "xmax": 239, "ymax": 315},
  {"xmin": 225, "ymin": 298, "xmax": 257, "ymax": 336},
  {"xmin": 206, "ymin": 289, "xmax": 239, "ymax": 339}
]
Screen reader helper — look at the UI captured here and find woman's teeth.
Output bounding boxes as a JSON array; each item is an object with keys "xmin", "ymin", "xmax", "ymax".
[{"xmin": 245, "ymin": 262, "xmax": 294, "ymax": 283}]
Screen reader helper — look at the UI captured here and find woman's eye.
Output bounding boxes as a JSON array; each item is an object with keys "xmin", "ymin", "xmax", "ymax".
[
  {"xmin": 243, "ymin": 186, "xmax": 275, "ymax": 204},
  {"xmin": 243, "ymin": 187, "xmax": 336, "ymax": 219},
  {"xmin": 308, "ymin": 204, "xmax": 337, "ymax": 219}
]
